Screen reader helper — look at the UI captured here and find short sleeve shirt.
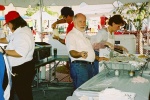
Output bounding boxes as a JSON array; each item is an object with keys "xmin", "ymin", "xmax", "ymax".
[
  {"xmin": 6, "ymin": 26, "xmax": 35, "ymax": 66},
  {"xmin": 66, "ymin": 27, "xmax": 95, "ymax": 62}
]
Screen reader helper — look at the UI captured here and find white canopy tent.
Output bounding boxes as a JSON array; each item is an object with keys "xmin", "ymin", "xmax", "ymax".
[
  {"xmin": 31, "ymin": 11, "xmax": 57, "ymax": 20},
  {"xmin": 1, "ymin": 0, "xmax": 149, "ymax": 34},
  {"xmin": 31, "ymin": 11, "xmax": 58, "ymax": 32},
  {"xmin": 74, "ymin": 3, "xmax": 115, "ymax": 19},
  {"xmin": 0, "ymin": 0, "xmax": 149, "ymax": 7}
]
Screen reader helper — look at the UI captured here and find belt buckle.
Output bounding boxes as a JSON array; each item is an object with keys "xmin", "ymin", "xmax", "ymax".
[{"xmin": 90, "ymin": 62, "xmax": 93, "ymax": 64}]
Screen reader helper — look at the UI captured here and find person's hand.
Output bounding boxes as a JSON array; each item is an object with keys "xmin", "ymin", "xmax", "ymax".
[
  {"xmin": 51, "ymin": 22, "xmax": 57, "ymax": 29},
  {"xmin": 80, "ymin": 51, "xmax": 88, "ymax": 59},
  {"xmin": 98, "ymin": 57, "xmax": 109, "ymax": 61},
  {"xmin": 53, "ymin": 35, "xmax": 60, "ymax": 41},
  {"xmin": 98, "ymin": 42, "xmax": 106, "ymax": 48},
  {"xmin": 0, "ymin": 46, "xmax": 5, "ymax": 54}
]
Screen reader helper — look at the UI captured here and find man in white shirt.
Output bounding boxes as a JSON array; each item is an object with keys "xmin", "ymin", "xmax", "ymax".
[{"xmin": 65, "ymin": 13, "xmax": 108, "ymax": 89}]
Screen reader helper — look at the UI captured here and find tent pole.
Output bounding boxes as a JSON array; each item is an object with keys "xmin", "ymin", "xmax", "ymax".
[{"xmin": 39, "ymin": 0, "xmax": 43, "ymax": 42}]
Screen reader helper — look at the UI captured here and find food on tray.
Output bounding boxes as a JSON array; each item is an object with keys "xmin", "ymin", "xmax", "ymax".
[
  {"xmin": 128, "ymin": 54, "xmax": 134, "ymax": 57},
  {"xmin": 138, "ymin": 54, "xmax": 148, "ymax": 58}
]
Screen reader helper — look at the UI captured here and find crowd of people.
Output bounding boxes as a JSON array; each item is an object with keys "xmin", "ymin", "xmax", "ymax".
[
  {"xmin": 51, "ymin": 7, "xmax": 128, "ymax": 90},
  {"xmin": 0, "ymin": 5, "xmax": 129, "ymax": 100}
]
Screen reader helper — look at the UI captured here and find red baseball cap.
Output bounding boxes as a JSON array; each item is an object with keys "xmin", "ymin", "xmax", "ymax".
[
  {"xmin": 0, "ymin": 5, "xmax": 5, "ymax": 11},
  {"xmin": 4, "ymin": 11, "xmax": 20, "ymax": 26}
]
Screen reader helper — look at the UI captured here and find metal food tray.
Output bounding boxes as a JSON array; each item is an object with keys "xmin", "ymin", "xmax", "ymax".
[{"xmin": 101, "ymin": 56, "xmax": 146, "ymax": 71}]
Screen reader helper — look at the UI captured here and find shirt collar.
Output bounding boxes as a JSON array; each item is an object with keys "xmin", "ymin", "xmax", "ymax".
[{"xmin": 73, "ymin": 27, "xmax": 85, "ymax": 36}]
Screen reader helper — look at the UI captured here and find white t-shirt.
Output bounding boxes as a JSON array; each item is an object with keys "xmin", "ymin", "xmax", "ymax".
[
  {"xmin": 65, "ymin": 27, "xmax": 95, "ymax": 62},
  {"xmin": 94, "ymin": 28, "xmax": 115, "ymax": 58},
  {"xmin": 91, "ymin": 28, "xmax": 115, "ymax": 50},
  {"xmin": 6, "ymin": 26, "xmax": 35, "ymax": 66},
  {"xmin": 95, "ymin": 28, "xmax": 114, "ymax": 43}
]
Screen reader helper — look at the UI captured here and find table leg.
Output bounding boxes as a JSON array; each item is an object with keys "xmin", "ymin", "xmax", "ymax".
[
  {"xmin": 48, "ymin": 61, "xmax": 59, "ymax": 83},
  {"xmin": 36, "ymin": 68, "xmax": 39, "ymax": 88}
]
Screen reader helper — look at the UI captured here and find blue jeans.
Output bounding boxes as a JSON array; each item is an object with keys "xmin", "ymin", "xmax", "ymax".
[
  {"xmin": 93, "ymin": 51, "xmax": 99, "ymax": 75},
  {"xmin": 70, "ymin": 62, "xmax": 94, "ymax": 89}
]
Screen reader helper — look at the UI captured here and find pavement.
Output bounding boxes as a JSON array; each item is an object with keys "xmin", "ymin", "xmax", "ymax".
[
  {"xmin": 32, "ymin": 82, "xmax": 74, "ymax": 100},
  {"xmin": 31, "ymin": 66, "xmax": 74, "ymax": 100},
  {"xmin": 14, "ymin": 63, "xmax": 73, "ymax": 100}
]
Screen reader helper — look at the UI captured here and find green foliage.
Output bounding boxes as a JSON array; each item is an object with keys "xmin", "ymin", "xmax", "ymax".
[
  {"xmin": 25, "ymin": 6, "xmax": 59, "ymax": 17},
  {"xmin": 44, "ymin": 7, "xmax": 59, "ymax": 16},
  {"xmin": 114, "ymin": 2, "xmax": 150, "ymax": 30},
  {"xmin": 25, "ymin": 6, "xmax": 39, "ymax": 16}
]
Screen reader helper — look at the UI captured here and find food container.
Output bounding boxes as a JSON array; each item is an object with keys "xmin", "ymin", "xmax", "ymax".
[
  {"xmin": 129, "ymin": 70, "xmax": 135, "ymax": 77},
  {"xmin": 115, "ymin": 70, "xmax": 120, "ymax": 76},
  {"xmin": 53, "ymin": 29, "xmax": 59, "ymax": 36}
]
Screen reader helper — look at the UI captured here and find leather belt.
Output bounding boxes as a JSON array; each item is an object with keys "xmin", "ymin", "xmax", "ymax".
[{"xmin": 72, "ymin": 60, "xmax": 94, "ymax": 65}]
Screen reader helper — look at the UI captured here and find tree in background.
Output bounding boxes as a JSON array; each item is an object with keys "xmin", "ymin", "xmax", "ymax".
[
  {"xmin": 113, "ymin": 2, "xmax": 150, "ymax": 31},
  {"xmin": 25, "ymin": 5, "xmax": 58, "ymax": 17}
]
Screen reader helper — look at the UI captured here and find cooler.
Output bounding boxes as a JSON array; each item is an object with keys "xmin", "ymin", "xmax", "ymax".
[{"xmin": 114, "ymin": 34, "xmax": 136, "ymax": 54}]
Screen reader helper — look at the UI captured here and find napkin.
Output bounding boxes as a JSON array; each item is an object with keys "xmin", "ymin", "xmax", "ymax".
[
  {"xmin": 66, "ymin": 96, "xmax": 80, "ymax": 100},
  {"xmin": 131, "ymin": 76, "xmax": 149, "ymax": 83},
  {"xmin": 79, "ymin": 95, "xmax": 88, "ymax": 100},
  {"xmin": 66, "ymin": 95, "xmax": 93, "ymax": 100},
  {"xmin": 99, "ymin": 88, "xmax": 136, "ymax": 100},
  {"xmin": 79, "ymin": 95, "xmax": 99, "ymax": 100},
  {"xmin": 67, "ymin": 95, "xmax": 98, "ymax": 100}
]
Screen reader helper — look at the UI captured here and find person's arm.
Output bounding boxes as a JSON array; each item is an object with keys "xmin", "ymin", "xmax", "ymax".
[
  {"xmin": 57, "ymin": 37, "xmax": 65, "ymax": 44},
  {"xmin": 91, "ymin": 29, "xmax": 107, "ymax": 50},
  {"xmin": 114, "ymin": 45, "xmax": 128, "ymax": 53},
  {"xmin": 69, "ymin": 50, "xmax": 88, "ymax": 59},
  {"xmin": 92, "ymin": 42, "xmax": 106, "ymax": 50},
  {"xmin": 104, "ymin": 41, "xmax": 114, "ymax": 49},
  {"xmin": 5, "ymin": 50, "xmax": 22, "ymax": 57},
  {"xmin": 51, "ymin": 19, "xmax": 66, "ymax": 29},
  {"xmin": 95, "ymin": 56, "xmax": 109, "ymax": 61},
  {"xmin": 0, "ymin": 46, "xmax": 22, "ymax": 57},
  {"xmin": 0, "ymin": 38, "xmax": 8, "ymax": 44},
  {"xmin": 53, "ymin": 35, "xmax": 65, "ymax": 45}
]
